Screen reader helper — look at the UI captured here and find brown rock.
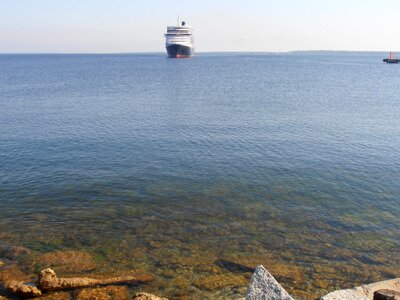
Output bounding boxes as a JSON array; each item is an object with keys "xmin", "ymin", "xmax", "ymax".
[
  {"xmin": 5, "ymin": 280, "xmax": 42, "ymax": 298},
  {"xmin": 38, "ymin": 251, "xmax": 96, "ymax": 273},
  {"xmin": 374, "ymin": 289, "xmax": 400, "ymax": 300},
  {"xmin": 132, "ymin": 292, "xmax": 168, "ymax": 300},
  {"xmin": 38, "ymin": 268, "xmax": 153, "ymax": 292},
  {"xmin": 75, "ymin": 286, "xmax": 129, "ymax": 300},
  {"xmin": 170, "ymin": 275, "xmax": 188, "ymax": 290},
  {"xmin": 194, "ymin": 273, "xmax": 248, "ymax": 291},
  {"xmin": 37, "ymin": 291, "xmax": 72, "ymax": 300},
  {"xmin": 0, "ymin": 264, "xmax": 30, "ymax": 283}
]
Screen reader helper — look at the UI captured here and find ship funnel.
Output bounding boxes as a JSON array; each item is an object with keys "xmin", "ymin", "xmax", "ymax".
[{"xmin": 182, "ymin": 21, "xmax": 186, "ymax": 26}]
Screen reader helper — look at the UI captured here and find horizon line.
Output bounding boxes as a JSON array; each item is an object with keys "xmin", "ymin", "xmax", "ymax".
[{"xmin": 0, "ymin": 50, "xmax": 395, "ymax": 55}]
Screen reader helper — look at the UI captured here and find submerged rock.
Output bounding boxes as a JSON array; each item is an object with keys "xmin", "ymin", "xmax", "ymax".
[
  {"xmin": 5, "ymin": 280, "xmax": 42, "ymax": 298},
  {"xmin": 219, "ymin": 256, "xmax": 305, "ymax": 286},
  {"xmin": 38, "ymin": 250, "xmax": 96, "ymax": 273},
  {"xmin": 0, "ymin": 243, "xmax": 31, "ymax": 260},
  {"xmin": 38, "ymin": 268, "xmax": 153, "ymax": 292},
  {"xmin": 195, "ymin": 273, "xmax": 248, "ymax": 291},
  {"xmin": 132, "ymin": 292, "xmax": 168, "ymax": 300},
  {"xmin": 246, "ymin": 265, "xmax": 294, "ymax": 300},
  {"xmin": 216, "ymin": 259, "xmax": 256, "ymax": 273},
  {"xmin": 75, "ymin": 286, "xmax": 129, "ymax": 300},
  {"xmin": 0, "ymin": 264, "xmax": 30, "ymax": 285},
  {"xmin": 321, "ymin": 278, "xmax": 400, "ymax": 300}
]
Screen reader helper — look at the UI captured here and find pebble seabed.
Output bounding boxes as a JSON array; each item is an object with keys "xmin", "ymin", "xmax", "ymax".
[{"xmin": 0, "ymin": 183, "xmax": 399, "ymax": 299}]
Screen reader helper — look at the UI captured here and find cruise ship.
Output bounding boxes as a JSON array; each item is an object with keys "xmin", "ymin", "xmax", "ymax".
[{"xmin": 164, "ymin": 19, "xmax": 194, "ymax": 58}]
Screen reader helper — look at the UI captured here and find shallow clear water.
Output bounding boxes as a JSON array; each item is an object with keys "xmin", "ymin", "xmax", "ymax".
[{"xmin": 0, "ymin": 53, "xmax": 399, "ymax": 299}]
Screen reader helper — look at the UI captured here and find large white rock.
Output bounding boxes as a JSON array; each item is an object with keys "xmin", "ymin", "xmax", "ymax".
[
  {"xmin": 321, "ymin": 289, "xmax": 367, "ymax": 300},
  {"xmin": 321, "ymin": 278, "xmax": 400, "ymax": 300},
  {"xmin": 246, "ymin": 265, "xmax": 294, "ymax": 300}
]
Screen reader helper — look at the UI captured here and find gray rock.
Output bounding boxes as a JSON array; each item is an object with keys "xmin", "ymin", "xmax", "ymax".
[
  {"xmin": 246, "ymin": 265, "xmax": 294, "ymax": 300},
  {"xmin": 321, "ymin": 278, "xmax": 400, "ymax": 300}
]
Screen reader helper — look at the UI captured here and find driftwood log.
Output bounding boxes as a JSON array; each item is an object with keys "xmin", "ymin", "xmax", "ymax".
[{"xmin": 38, "ymin": 268, "xmax": 154, "ymax": 292}]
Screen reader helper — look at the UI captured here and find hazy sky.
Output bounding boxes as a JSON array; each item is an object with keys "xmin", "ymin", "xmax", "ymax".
[{"xmin": 1, "ymin": 0, "xmax": 400, "ymax": 53}]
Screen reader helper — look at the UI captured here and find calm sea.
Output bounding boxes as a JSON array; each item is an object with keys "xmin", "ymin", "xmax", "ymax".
[{"xmin": 0, "ymin": 53, "xmax": 399, "ymax": 299}]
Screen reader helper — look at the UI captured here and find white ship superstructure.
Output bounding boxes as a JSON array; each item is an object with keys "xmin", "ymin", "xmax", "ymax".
[{"xmin": 164, "ymin": 19, "xmax": 194, "ymax": 58}]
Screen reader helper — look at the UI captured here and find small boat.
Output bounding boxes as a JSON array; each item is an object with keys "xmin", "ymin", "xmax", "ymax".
[{"xmin": 383, "ymin": 52, "xmax": 400, "ymax": 64}]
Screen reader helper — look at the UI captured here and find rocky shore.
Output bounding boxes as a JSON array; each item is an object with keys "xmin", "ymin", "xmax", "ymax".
[
  {"xmin": 1, "ymin": 264, "xmax": 161, "ymax": 300},
  {"xmin": 1, "ymin": 242, "xmax": 399, "ymax": 299},
  {"xmin": 245, "ymin": 266, "xmax": 400, "ymax": 300},
  {"xmin": 0, "ymin": 243, "xmax": 160, "ymax": 299}
]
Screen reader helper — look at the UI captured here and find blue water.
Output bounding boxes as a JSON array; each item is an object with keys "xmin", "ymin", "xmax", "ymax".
[{"xmin": 0, "ymin": 53, "xmax": 399, "ymax": 299}]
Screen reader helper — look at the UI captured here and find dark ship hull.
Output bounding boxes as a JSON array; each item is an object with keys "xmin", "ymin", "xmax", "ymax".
[
  {"xmin": 166, "ymin": 44, "xmax": 192, "ymax": 58},
  {"xmin": 383, "ymin": 58, "xmax": 400, "ymax": 64}
]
